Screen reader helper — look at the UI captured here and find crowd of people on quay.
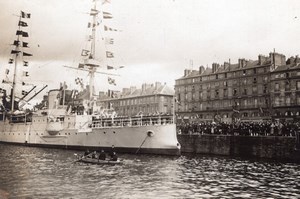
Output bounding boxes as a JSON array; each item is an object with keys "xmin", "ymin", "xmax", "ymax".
[{"xmin": 177, "ymin": 120, "xmax": 300, "ymax": 137}]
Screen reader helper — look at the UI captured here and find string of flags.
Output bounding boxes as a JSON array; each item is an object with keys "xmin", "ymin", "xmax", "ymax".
[
  {"xmin": 108, "ymin": 77, "xmax": 116, "ymax": 86},
  {"xmin": 103, "ymin": 11, "xmax": 113, "ymax": 19},
  {"xmin": 79, "ymin": 0, "xmax": 125, "ymax": 84},
  {"xmin": 105, "ymin": 38, "xmax": 114, "ymax": 45},
  {"xmin": 102, "ymin": 0, "xmax": 111, "ymax": 4},
  {"xmin": 104, "ymin": 25, "xmax": 119, "ymax": 32},
  {"xmin": 106, "ymin": 51, "xmax": 114, "ymax": 58},
  {"xmin": 4, "ymin": 10, "xmax": 32, "ymax": 96},
  {"xmin": 107, "ymin": 65, "xmax": 124, "ymax": 70},
  {"xmin": 21, "ymin": 11, "xmax": 31, "ymax": 18},
  {"xmin": 81, "ymin": 49, "xmax": 90, "ymax": 56}
]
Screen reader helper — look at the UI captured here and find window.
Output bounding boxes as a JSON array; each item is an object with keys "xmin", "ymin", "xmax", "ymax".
[
  {"xmin": 297, "ymin": 81, "xmax": 300, "ymax": 90},
  {"xmin": 275, "ymin": 97, "xmax": 280, "ymax": 106},
  {"xmin": 199, "ymin": 91, "xmax": 203, "ymax": 99},
  {"xmin": 253, "ymin": 68, "xmax": 257, "ymax": 74},
  {"xmin": 243, "ymin": 99, "xmax": 247, "ymax": 107},
  {"xmin": 253, "ymin": 86, "xmax": 257, "ymax": 94},
  {"xmin": 297, "ymin": 96, "xmax": 300, "ymax": 105},
  {"xmin": 233, "ymin": 89, "xmax": 237, "ymax": 96},
  {"xmin": 215, "ymin": 90, "xmax": 219, "ymax": 98},
  {"xmin": 285, "ymin": 81, "xmax": 290, "ymax": 91},
  {"xmin": 263, "ymin": 85, "xmax": 267, "ymax": 94},
  {"xmin": 254, "ymin": 98, "xmax": 258, "ymax": 107},
  {"xmin": 286, "ymin": 72, "xmax": 290, "ymax": 78},
  {"xmin": 253, "ymin": 77, "xmax": 257, "ymax": 84},
  {"xmin": 243, "ymin": 70, "xmax": 246, "ymax": 76},
  {"xmin": 223, "ymin": 89, "xmax": 227, "ymax": 98},
  {"xmin": 275, "ymin": 83, "xmax": 279, "ymax": 91},
  {"xmin": 286, "ymin": 96, "xmax": 291, "ymax": 105},
  {"xmin": 243, "ymin": 88, "xmax": 247, "ymax": 95}
]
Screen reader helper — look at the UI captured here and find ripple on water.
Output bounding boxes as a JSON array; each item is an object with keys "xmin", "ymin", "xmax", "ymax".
[{"xmin": 0, "ymin": 145, "xmax": 299, "ymax": 198}]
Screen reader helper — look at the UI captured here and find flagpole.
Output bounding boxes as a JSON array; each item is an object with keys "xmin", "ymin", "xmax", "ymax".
[{"xmin": 11, "ymin": 12, "xmax": 22, "ymax": 113}]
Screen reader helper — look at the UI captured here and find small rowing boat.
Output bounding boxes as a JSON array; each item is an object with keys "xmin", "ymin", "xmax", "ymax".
[
  {"xmin": 78, "ymin": 157, "xmax": 122, "ymax": 165},
  {"xmin": 74, "ymin": 154, "xmax": 122, "ymax": 165}
]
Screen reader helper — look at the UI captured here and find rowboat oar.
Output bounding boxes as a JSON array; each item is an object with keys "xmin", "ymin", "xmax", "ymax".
[{"xmin": 73, "ymin": 152, "xmax": 93, "ymax": 163}]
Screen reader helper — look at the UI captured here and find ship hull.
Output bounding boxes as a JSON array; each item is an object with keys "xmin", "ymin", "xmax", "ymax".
[{"xmin": 0, "ymin": 119, "xmax": 181, "ymax": 156}]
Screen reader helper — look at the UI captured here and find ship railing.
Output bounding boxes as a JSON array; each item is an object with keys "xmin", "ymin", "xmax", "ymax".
[{"xmin": 92, "ymin": 115, "xmax": 174, "ymax": 129}]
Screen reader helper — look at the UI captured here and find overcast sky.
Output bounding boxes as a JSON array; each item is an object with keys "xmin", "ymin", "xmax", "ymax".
[{"xmin": 1, "ymin": 0, "xmax": 300, "ymax": 98}]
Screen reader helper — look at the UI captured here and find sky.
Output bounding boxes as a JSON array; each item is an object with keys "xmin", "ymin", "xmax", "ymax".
[{"xmin": 1, "ymin": 0, "xmax": 300, "ymax": 101}]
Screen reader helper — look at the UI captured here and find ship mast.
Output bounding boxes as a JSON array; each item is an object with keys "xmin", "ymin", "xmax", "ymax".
[
  {"xmin": 88, "ymin": 1, "xmax": 98, "ymax": 100},
  {"xmin": 10, "ymin": 14, "xmax": 22, "ymax": 113}
]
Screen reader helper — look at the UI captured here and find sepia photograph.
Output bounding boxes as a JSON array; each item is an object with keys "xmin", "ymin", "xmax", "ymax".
[{"xmin": 0, "ymin": 0, "xmax": 299, "ymax": 198}]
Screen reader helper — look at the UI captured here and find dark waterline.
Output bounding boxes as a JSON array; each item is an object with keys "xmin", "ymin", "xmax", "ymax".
[{"xmin": 0, "ymin": 144, "xmax": 299, "ymax": 198}]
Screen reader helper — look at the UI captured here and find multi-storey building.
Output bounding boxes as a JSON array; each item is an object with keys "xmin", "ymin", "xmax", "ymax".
[
  {"xmin": 97, "ymin": 82, "xmax": 174, "ymax": 116},
  {"xmin": 175, "ymin": 52, "xmax": 300, "ymax": 123}
]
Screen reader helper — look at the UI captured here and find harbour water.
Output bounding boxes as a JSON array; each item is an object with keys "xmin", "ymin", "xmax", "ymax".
[{"xmin": 0, "ymin": 144, "xmax": 299, "ymax": 198}]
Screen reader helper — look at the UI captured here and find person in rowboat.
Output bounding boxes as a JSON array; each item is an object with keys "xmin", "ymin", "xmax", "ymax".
[
  {"xmin": 92, "ymin": 151, "xmax": 97, "ymax": 159},
  {"xmin": 83, "ymin": 149, "xmax": 90, "ymax": 157},
  {"xmin": 111, "ymin": 152, "xmax": 118, "ymax": 161},
  {"xmin": 98, "ymin": 149, "xmax": 106, "ymax": 160},
  {"xmin": 109, "ymin": 145, "xmax": 115, "ymax": 157}
]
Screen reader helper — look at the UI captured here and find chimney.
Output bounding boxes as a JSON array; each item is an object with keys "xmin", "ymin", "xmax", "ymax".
[
  {"xmin": 122, "ymin": 88, "xmax": 130, "ymax": 93},
  {"xmin": 155, "ymin": 82, "xmax": 162, "ymax": 90},
  {"xmin": 224, "ymin": 62, "xmax": 230, "ymax": 69},
  {"xmin": 258, "ymin": 54, "xmax": 268, "ymax": 65},
  {"xmin": 199, "ymin": 66, "xmax": 205, "ymax": 74},
  {"xmin": 130, "ymin": 86, "xmax": 136, "ymax": 93},
  {"xmin": 295, "ymin": 55, "xmax": 300, "ymax": 64},
  {"xmin": 287, "ymin": 56, "xmax": 295, "ymax": 65},
  {"xmin": 212, "ymin": 63, "xmax": 220, "ymax": 73},
  {"xmin": 184, "ymin": 69, "xmax": 191, "ymax": 76},
  {"xmin": 238, "ymin": 58, "xmax": 247, "ymax": 68},
  {"xmin": 141, "ymin": 84, "xmax": 145, "ymax": 92},
  {"xmin": 269, "ymin": 52, "xmax": 286, "ymax": 66}
]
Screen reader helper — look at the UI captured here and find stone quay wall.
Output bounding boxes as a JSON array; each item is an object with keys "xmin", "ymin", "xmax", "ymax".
[{"xmin": 177, "ymin": 134, "xmax": 300, "ymax": 162}]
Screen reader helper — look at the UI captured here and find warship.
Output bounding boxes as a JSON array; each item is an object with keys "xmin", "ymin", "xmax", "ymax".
[{"xmin": 0, "ymin": 0, "xmax": 180, "ymax": 155}]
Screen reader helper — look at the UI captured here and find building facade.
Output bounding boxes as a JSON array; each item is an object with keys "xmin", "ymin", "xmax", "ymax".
[
  {"xmin": 175, "ymin": 52, "xmax": 300, "ymax": 123},
  {"xmin": 98, "ymin": 82, "xmax": 174, "ymax": 117}
]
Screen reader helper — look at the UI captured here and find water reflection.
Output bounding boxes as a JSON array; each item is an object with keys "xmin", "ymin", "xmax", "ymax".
[{"xmin": 0, "ymin": 144, "xmax": 299, "ymax": 198}]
